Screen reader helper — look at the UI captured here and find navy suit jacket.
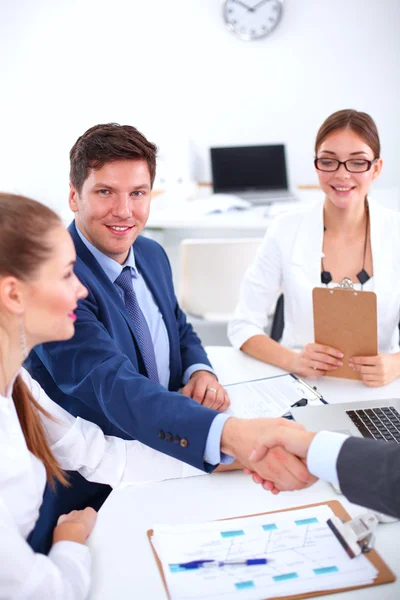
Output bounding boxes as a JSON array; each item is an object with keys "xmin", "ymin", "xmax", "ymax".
[{"xmin": 28, "ymin": 222, "xmax": 218, "ymax": 471}]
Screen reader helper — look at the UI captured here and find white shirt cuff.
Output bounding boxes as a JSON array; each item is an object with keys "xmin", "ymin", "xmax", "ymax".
[{"xmin": 306, "ymin": 431, "xmax": 349, "ymax": 488}]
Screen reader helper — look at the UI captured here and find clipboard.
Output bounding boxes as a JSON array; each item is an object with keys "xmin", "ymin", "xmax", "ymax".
[
  {"xmin": 224, "ymin": 373, "xmax": 327, "ymax": 420},
  {"xmin": 313, "ymin": 278, "xmax": 378, "ymax": 380},
  {"xmin": 147, "ymin": 500, "xmax": 396, "ymax": 600}
]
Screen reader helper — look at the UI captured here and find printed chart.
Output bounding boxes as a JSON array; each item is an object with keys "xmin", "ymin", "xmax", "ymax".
[{"xmin": 152, "ymin": 505, "xmax": 377, "ymax": 600}]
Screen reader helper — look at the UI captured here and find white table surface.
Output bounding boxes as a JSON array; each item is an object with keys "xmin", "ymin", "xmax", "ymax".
[
  {"xmin": 145, "ymin": 188, "xmax": 399, "ymax": 231},
  {"xmin": 147, "ymin": 204, "xmax": 272, "ymax": 231},
  {"xmin": 88, "ymin": 347, "xmax": 400, "ymax": 600},
  {"xmin": 144, "ymin": 189, "xmax": 400, "ymax": 290}
]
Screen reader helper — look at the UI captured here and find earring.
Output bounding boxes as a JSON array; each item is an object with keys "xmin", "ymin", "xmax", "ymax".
[{"xmin": 19, "ymin": 317, "xmax": 28, "ymax": 361}]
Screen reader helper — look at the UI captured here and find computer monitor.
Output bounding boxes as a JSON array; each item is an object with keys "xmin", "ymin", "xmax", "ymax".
[{"xmin": 210, "ymin": 144, "xmax": 288, "ymax": 194}]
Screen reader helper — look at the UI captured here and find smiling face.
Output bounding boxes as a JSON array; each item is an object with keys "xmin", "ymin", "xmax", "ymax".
[
  {"xmin": 69, "ymin": 159, "xmax": 152, "ymax": 264},
  {"xmin": 315, "ymin": 128, "xmax": 382, "ymax": 210},
  {"xmin": 23, "ymin": 226, "xmax": 87, "ymax": 347}
]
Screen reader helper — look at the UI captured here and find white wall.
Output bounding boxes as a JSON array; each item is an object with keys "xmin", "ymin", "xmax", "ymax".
[{"xmin": 1, "ymin": 0, "xmax": 399, "ymax": 214}]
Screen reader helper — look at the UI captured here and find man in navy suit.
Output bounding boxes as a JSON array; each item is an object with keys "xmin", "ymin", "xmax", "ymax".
[{"xmin": 28, "ymin": 124, "xmax": 314, "ymax": 553}]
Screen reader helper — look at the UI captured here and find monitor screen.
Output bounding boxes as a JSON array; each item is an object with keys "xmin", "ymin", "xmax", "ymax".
[{"xmin": 210, "ymin": 144, "xmax": 288, "ymax": 193}]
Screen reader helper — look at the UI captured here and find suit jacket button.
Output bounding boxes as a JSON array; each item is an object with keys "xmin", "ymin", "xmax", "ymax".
[
  {"xmin": 158, "ymin": 430, "xmax": 165, "ymax": 440},
  {"xmin": 173, "ymin": 435, "xmax": 181, "ymax": 444},
  {"xmin": 180, "ymin": 438, "xmax": 188, "ymax": 448},
  {"xmin": 165, "ymin": 432, "xmax": 173, "ymax": 442}
]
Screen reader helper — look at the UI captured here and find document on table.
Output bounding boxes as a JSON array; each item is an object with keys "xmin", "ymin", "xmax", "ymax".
[
  {"xmin": 151, "ymin": 505, "xmax": 377, "ymax": 600},
  {"xmin": 224, "ymin": 374, "xmax": 325, "ymax": 419}
]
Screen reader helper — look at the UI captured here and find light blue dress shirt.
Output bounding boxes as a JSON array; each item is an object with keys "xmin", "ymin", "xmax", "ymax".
[{"xmin": 75, "ymin": 226, "xmax": 232, "ymax": 465}]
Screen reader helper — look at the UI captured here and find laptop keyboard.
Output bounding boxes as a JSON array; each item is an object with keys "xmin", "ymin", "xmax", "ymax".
[{"xmin": 346, "ymin": 407, "xmax": 400, "ymax": 443}]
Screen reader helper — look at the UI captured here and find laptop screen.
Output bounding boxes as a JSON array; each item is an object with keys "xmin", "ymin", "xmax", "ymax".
[{"xmin": 211, "ymin": 144, "xmax": 288, "ymax": 193}]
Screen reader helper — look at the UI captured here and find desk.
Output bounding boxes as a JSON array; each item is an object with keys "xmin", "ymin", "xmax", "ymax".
[
  {"xmin": 147, "ymin": 204, "xmax": 272, "ymax": 232},
  {"xmin": 206, "ymin": 346, "xmax": 400, "ymax": 404},
  {"xmin": 146, "ymin": 188, "xmax": 399, "ymax": 232},
  {"xmin": 88, "ymin": 347, "xmax": 399, "ymax": 600},
  {"xmin": 145, "ymin": 188, "xmax": 399, "ymax": 289}
]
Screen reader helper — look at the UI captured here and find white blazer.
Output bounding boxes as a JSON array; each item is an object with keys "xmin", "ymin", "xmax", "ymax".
[{"xmin": 228, "ymin": 199, "xmax": 400, "ymax": 354}]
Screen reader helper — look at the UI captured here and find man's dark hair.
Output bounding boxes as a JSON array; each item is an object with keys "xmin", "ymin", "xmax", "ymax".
[{"xmin": 69, "ymin": 123, "xmax": 157, "ymax": 192}]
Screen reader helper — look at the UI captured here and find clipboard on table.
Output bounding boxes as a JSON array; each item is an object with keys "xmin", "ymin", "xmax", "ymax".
[
  {"xmin": 313, "ymin": 278, "xmax": 378, "ymax": 380},
  {"xmin": 223, "ymin": 373, "xmax": 328, "ymax": 421},
  {"xmin": 147, "ymin": 500, "xmax": 396, "ymax": 600}
]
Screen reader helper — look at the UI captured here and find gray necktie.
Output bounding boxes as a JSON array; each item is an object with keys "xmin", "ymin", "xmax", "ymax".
[{"xmin": 115, "ymin": 267, "xmax": 159, "ymax": 383}]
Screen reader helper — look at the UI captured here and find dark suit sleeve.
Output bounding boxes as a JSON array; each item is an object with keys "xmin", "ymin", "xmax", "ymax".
[
  {"xmin": 33, "ymin": 292, "xmax": 218, "ymax": 473},
  {"xmin": 337, "ymin": 437, "xmax": 400, "ymax": 518},
  {"xmin": 159, "ymin": 245, "xmax": 212, "ymax": 375}
]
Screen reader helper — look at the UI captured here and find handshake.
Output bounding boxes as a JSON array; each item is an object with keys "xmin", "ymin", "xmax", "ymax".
[{"xmin": 221, "ymin": 418, "xmax": 318, "ymax": 493}]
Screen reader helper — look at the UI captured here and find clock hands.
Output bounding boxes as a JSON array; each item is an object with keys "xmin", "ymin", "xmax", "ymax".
[
  {"xmin": 233, "ymin": 0, "xmax": 274, "ymax": 12},
  {"xmin": 232, "ymin": 0, "xmax": 253, "ymax": 10},
  {"xmin": 225, "ymin": 0, "xmax": 281, "ymax": 39},
  {"xmin": 250, "ymin": 0, "xmax": 272, "ymax": 12}
]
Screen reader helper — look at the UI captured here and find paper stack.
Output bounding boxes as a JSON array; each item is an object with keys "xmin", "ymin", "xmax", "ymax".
[{"xmin": 151, "ymin": 505, "xmax": 378, "ymax": 600}]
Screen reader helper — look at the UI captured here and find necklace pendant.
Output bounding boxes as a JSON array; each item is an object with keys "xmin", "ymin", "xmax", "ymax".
[
  {"xmin": 357, "ymin": 268, "xmax": 370, "ymax": 285},
  {"xmin": 321, "ymin": 270, "xmax": 332, "ymax": 285}
]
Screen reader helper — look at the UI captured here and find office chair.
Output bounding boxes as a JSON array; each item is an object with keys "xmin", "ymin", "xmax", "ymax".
[{"xmin": 179, "ymin": 238, "xmax": 263, "ymax": 322}]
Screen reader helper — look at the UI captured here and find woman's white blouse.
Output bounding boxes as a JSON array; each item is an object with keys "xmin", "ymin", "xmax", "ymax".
[
  {"xmin": 228, "ymin": 199, "xmax": 400, "ymax": 353},
  {"xmin": 0, "ymin": 368, "xmax": 203, "ymax": 600}
]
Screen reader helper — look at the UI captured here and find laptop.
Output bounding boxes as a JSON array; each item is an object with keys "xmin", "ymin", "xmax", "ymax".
[
  {"xmin": 210, "ymin": 144, "xmax": 297, "ymax": 205},
  {"xmin": 291, "ymin": 398, "xmax": 400, "ymax": 443}
]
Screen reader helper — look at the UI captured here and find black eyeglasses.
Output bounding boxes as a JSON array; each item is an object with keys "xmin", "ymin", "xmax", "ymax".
[{"xmin": 314, "ymin": 158, "xmax": 377, "ymax": 173}]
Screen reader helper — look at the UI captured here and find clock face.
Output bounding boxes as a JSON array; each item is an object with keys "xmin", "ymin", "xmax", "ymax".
[{"xmin": 223, "ymin": 0, "xmax": 283, "ymax": 41}]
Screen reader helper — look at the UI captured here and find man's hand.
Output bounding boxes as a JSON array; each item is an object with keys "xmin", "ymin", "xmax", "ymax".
[
  {"xmin": 221, "ymin": 418, "xmax": 317, "ymax": 494},
  {"xmin": 245, "ymin": 427, "xmax": 317, "ymax": 492},
  {"xmin": 181, "ymin": 371, "xmax": 230, "ymax": 412},
  {"xmin": 291, "ymin": 343, "xmax": 343, "ymax": 377},
  {"xmin": 349, "ymin": 352, "xmax": 400, "ymax": 387}
]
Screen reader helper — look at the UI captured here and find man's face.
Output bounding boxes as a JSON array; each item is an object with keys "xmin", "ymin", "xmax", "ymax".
[{"xmin": 69, "ymin": 159, "xmax": 152, "ymax": 264}]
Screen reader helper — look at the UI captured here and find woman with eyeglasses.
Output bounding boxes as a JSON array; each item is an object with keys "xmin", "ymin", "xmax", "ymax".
[
  {"xmin": 0, "ymin": 193, "xmax": 206, "ymax": 599},
  {"xmin": 229, "ymin": 109, "xmax": 400, "ymax": 387}
]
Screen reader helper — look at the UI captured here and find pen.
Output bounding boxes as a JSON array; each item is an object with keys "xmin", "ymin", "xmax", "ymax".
[{"xmin": 175, "ymin": 558, "xmax": 270, "ymax": 569}]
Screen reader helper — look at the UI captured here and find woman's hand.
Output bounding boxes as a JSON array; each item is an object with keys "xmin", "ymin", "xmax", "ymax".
[
  {"xmin": 350, "ymin": 353, "xmax": 400, "ymax": 387},
  {"xmin": 52, "ymin": 507, "xmax": 97, "ymax": 546},
  {"xmin": 291, "ymin": 343, "xmax": 344, "ymax": 377}
]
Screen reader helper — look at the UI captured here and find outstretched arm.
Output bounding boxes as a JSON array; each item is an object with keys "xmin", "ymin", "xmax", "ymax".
[
  {"xmin": 220, "ymin": 417, "xmax": 317, "ymax": 492},
  {"xmin": 247, "ymin": 426, "xmax": 400, "ymax": 517}
]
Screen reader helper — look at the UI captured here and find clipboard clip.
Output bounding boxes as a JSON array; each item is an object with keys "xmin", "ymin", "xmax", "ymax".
[
  {"xmin": 335, "ymin": 277, "xmax": 355, "ymax": 290},
  {"xmin": 327, "ymin": 512, "xmax": 379, "ymax": 558}
]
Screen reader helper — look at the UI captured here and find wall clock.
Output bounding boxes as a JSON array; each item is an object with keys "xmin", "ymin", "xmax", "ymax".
[{"xmin": 223, "ymin": 0, "xmax": 283, "ymax": 41}]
